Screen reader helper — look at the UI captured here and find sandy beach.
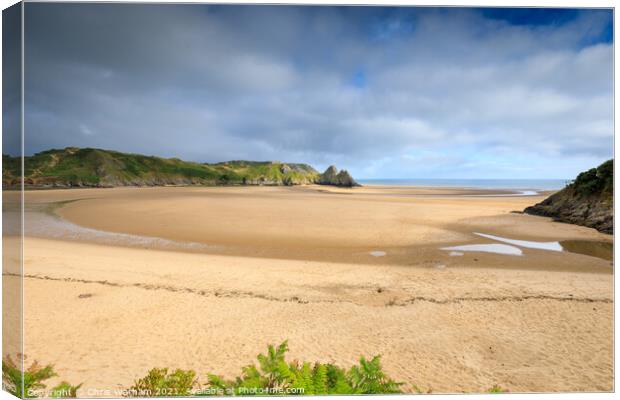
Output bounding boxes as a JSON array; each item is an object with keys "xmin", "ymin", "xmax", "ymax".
[
  {"xmin": 3, "ymin": 3, "xmax": 614, "ymax": 397},
  {"xmin": 3, "ymin": 185, "xmax": 613, "ymax": 394}
]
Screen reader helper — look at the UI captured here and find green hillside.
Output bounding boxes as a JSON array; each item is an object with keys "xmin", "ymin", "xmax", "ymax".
[
  {"xmin": 524, "ymin": 159, "xmax": 613, "ymax": 234},
  {"xmin": 2, "ymin": 147, "xmax": 321, "ymax": 188}
]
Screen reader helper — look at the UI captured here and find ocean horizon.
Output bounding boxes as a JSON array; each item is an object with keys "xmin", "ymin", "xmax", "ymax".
[{"xmin": 357, "ymin": 178, "xmax": 569, "ymax": 190}]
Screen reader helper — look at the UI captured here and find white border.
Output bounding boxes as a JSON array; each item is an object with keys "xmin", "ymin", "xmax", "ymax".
[{"xmin": 0, "ymin": 1, "xmax": 616, "ymax": 400}]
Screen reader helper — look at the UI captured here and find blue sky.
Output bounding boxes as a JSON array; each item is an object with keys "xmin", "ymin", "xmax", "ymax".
[{"xmin": 6, "ymin": 5, "xmax": 614, "ymax": 179}]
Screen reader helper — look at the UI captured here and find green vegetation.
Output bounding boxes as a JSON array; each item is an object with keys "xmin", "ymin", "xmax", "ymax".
[
  {"xmin": 2, "ymin": 356, "xmax": 81, "ymax": 398},
  {"xmin": 487, "ymin": 385, "xmax": 504, "ymax": 393},
  {"xmin": 128, "ymin": 368, "xmax": 197, "ymax": 397},
  {"xmin": 525, "ymin": 159, "xmax": 613, "ymax": 234},
  {"xmin": 4, "ymin": 344, "xmax": 508, "ymax": 397},
  {"xmin": 2, "ymin": 147, "xmax": 320, "ymax": 188},
  {"xmin": 49, "ymin": 382, "xmax": 83, "ymax": 398},
  {"xmin": 204, "ymin": 341, "xmax": 402, "ymax": 396},
  {"xmin": 571, "ymin": 159, "xmax": 613, "ymax": 197}
]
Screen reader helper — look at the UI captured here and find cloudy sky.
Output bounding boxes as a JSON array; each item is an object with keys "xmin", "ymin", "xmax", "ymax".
[{"xmin": 9, "ymin": 4, "xmax": 615, "ymax": 178}]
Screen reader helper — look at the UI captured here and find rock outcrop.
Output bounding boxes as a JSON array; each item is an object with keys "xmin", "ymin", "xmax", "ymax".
[
  {"xmin": 524, "ymin": 160, "xmax": 613, "ymax": 234},
  {"xmin": 317, "ymin": 165, "xmax": 360, "ymax": 188}
]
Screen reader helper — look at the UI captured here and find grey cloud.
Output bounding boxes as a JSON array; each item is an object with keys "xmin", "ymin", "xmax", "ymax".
[{"xmin": 19, "ymin": 4, "xmax": 613, "ymax": 178}]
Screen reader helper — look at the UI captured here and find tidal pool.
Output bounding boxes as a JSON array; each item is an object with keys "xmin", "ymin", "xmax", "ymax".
[
  {"xmin": 441, "ymin": 243, "xmax": 523, "ymax": 256},
  {"xmin": 6, "ymin": 201, "xmax": 214, "ymax": 252},
  {"xmin": 443, "ymin": 232, "xmax": 612, "ymax": 261},
  {"xmin": 560, "ymin": 240, "xmax": 613, "ymax": 261},
  {"xmin": 474, "ymin": 232, "xmax": 563, "ymax": 251}
]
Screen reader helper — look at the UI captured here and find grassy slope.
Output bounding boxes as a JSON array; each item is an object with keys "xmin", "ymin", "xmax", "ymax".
[{"xmin": 2, "ymin": 147, "xmax": 320, "ymax": 188}]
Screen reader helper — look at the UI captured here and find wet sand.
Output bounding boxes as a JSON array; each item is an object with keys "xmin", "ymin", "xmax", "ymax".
[{"xmin": 4, "ymin": 185, "xmax": 613, "ymax": 394}]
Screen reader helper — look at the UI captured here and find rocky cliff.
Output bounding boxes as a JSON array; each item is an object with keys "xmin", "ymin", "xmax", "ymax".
[
  {"xmin": 524, "ymin": 160, "xmax": 613, "ymax": 234},
  {"xmin": 317, "ymin": 165, "xmax": 360, "ymax": 188}
]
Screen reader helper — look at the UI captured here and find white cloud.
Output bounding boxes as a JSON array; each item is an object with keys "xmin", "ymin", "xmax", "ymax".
[{"xmin": 22, "ymin": 5, "xmax": 613, "ymax": 179}]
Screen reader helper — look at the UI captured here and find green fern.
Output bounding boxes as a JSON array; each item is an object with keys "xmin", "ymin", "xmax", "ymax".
[
  {"xmin": 3, "ymin": 356, "xmax": 56, "ymax": 398},
  {"xmin": 203, "ymin": 341, "xmax": 403, "ymax": 395},
  {"xmin": 312, "ymin": 364, "xmax": 327, "ymax": 394},
  {"xmin": 5, "ymin": 343, "xmax": 505, "ymax": 397},
  {"xmin": 325, "ymin": 364, "xmax": 355, "ymax": 394},
  {"xmin": 127, "ymin": 368, "xmax": 196, "ymax": 397},
  {"xmin": 256, "ymin": 341, "xmax": 289, "ymax": 388},
  {"xmin": 50, "ymin": 381, "xmax": 83, "ymax": 398},
  {"xmin": 348, "ymin": 356, "xmax": 402, "ymax": 394},
  {"xmin": 2, "ymin": 356, "xmax": 81, "ymax": 398}
]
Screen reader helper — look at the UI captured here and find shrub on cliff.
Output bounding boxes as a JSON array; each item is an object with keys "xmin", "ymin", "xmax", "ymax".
[
  {"xmin": 524, "ymin": 159, "xmax": 613, "ymax": 234},
  {"xmin": 572, "ymin": 159, "xmax": 613, "ymax": 197}
]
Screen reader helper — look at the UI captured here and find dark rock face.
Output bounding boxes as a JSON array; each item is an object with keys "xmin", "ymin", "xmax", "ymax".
[
  {"xmin": 524, "ymin": 160, "xmax": 613, "ymax": 234},
  {"xmin": 317, "ymin": 165, "xmax": 360, "ymax": 187},
  {"xmin": 335, "ymin": 170, "xmax": 357, "ymax": 187},
  {"xmin": 319, "ymin": 166, "xmax": 339, "ymax": 184}
]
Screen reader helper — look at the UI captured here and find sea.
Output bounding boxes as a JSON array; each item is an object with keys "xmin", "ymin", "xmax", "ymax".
[{"xmin": 357, "ymin": 179, "xmax": 569, "ymax": 190}]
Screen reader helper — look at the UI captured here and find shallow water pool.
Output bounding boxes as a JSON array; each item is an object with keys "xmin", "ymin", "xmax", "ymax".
[
  {"xmin": 560, "ymin": 240, "xmax": 613, "ymax": 261},
  {"xmin": 474, "ymin": 232, "xmax": 563, "ymax": 251},
  {"xmin": 441, "ymin": 243, "xmax": 523, "ymax": 256},
  {"xmin": 442, "ymin": 232, "xmax": 612, "ymax": 261}
]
